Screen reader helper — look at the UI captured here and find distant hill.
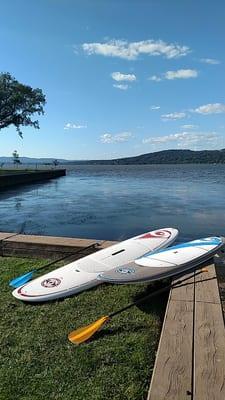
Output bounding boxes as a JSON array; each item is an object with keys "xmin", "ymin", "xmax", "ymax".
[
  {"xmin": 65, "ymin": 149, "xmax": 225, "ymax": 164},
  {"xmin": 108, "ymin": 149, "xmax": 225, "ymax": 165},
  {"xmin": 1, "ymin": 149, "xmax": 225, "ymax": 165}
]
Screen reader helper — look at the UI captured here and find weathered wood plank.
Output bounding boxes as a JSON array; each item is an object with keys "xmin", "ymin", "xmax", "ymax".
[
  {"xmin": 194, "ymin": 264, "xmax": 225, "ymax": 400},
  {"xmin": 195, "ymin": 263, "xmax": 221, "ymax": 304},
  {"xmin": 171, "ymin": 272, "xmax": 195, "ymax": 302},
  {"xmin": 194, "ymin": 302, "xmax": 225, "ymax": 399},
  {"xmin": 148, "ymin": 264, "xmax": 225, "ymax": 400},
  {"xmin": 148, "ymin": 274, "xmax": 194, "ymax": 400}
]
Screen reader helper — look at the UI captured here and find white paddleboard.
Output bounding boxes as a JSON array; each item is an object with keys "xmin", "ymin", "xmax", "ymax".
[
  {"xmin": 99, "ymin": 236, "xmax": 225, "ymax": 284},
  {"xmin": 12, "ymin": 228, "xmax": 178, "ymax": 302}
]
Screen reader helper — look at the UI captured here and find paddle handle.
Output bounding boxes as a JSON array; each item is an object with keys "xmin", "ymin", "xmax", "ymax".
[
  {"xmin": 36, "ymin": 242, "xmax": 100, "ymax": 272},
  {"xmin": 109, "ymin": 268, "xmax": 204, "ymax": 318}
]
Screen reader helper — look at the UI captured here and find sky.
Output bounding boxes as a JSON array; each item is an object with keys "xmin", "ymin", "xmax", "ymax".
[{"xmin": 0, "ymin": 0, "xmax": 225, "ymax": 160}]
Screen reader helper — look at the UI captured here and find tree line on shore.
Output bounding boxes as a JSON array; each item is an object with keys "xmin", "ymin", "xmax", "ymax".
[{"xmin": 62, "ymin": 149, "xmax": 225, "ymax": 165}]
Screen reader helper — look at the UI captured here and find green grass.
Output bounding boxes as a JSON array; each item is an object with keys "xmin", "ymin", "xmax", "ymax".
[{"xmin": 0, "ymin": 256, "xmax": 168, "ymax": 400}]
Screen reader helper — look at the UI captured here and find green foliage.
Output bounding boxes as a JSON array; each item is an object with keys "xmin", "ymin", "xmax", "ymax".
[
  {"xmin": 52, "ymin": 159, "xmax": 59, "ymax": 166},
  {"xmin": 0, "ymin": 72, "xmax": 46, "ymax": 138},
  {"xmin": 12, "ymin": 150, "xmax": 21, "ymax": 165},
  {"xmin": 0, "ymin": 256, "xmax": 166, "ymax": 400}
]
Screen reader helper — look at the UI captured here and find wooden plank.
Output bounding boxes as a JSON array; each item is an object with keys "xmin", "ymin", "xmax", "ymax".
[
  {"xmin": 148, "ymin": 263, "xmax": 225, "ymax": 400},
  {"xmin": 171, "ymin": 272, "xmax": 195, "ymax": 302},
  {"xmin": 194, "ymin": 302, "xmax": 225, "ymax": 399},
  {"xmin": 195, "ymin": 263, "xmax": 221, "ymax": 304},
  {"xmin": 194, "ymin": 264, "xmax": 225, "ymax": 400},
  {"xmin": 148, "ymin": 274, "xmax": 194, "ymax": 400}
]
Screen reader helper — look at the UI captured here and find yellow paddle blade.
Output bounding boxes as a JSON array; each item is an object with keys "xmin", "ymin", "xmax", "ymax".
[
  {"xmin": 68, "ymin": 316, "xmax": 110, "ymax": 345},
  {"xmin": 201, "ymin": 268, "xmax": 208, "ymax": 272}
]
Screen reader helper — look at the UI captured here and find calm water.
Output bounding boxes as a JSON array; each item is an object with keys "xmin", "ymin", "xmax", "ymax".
[{"xmin": 0, "ymin": 164, "xmax": 225, "ymax": 242}]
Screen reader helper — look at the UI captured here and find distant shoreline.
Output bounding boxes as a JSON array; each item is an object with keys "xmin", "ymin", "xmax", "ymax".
[{"xmin": 1, "ymin": 149, "xmax": 225, "ymax": 165}]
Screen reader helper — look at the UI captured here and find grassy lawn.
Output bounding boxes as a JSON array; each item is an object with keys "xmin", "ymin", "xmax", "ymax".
[{"xmin": 0, "ymin": 256, "xmax": 167, "ymax": 400}]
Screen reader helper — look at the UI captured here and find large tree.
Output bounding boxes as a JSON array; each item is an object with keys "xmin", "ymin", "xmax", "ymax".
[{"xmin": 0, "ymin": 72, "xmax": 46, "ymax": 138}]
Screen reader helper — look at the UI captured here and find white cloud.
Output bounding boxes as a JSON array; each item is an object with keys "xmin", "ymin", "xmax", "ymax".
[
  {"xmin": 164, "ymin": 69, "xmax": 198, "ymax": 79},
  {"xmin": 192, "ymin": 103, "xmax": 225, "ymax": 114},
  {"xmin": 143, "ymin": 131, "xmax": 219, "ymax": 148},
  {"xmin": 113, "ymin": 84, "xmax": 129, "ymax": 90},
  {"xmin": 181, "ymin": 124, "xmax": 198, "ymax": 129},
  {"xmin": 149, "ymin": 69, "xmax": 197, "ymax": 82},
  {"xmin": 64, "ymin": 123, "xmax": 87, "ymax": 130},
  {"xmin": 111, "ymin": 72, "xmax": 136, "ymax": 82},
  {"xmin": 161, "ymin": 112, "xmax": 186, "ymax": 121},
  {"xmin": 82, "ymin": 39, "xmax": 190, "ymax": 60},
  {"xmin": 149, "ymin": 75, "xmax": 162, "ymax": 82},
  {"xmin": 151, "ymin": 105, "xmax": 160, "ymax": 110},
  {"xmin": 100, "ymin": 132, "xmax": 132, "ymax": 143},
  {"xmin": 200, "ymin": 58, "xmax": 220, "ymax": 65}
]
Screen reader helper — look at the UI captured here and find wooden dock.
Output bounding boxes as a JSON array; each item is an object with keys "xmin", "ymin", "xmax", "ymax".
[{"xmin": 148, "ymin": 263, "xmax": 225, "ymax": 400}]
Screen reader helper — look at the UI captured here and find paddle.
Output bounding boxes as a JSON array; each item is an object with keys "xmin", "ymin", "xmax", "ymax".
[
  {"xmin": 9, "ymin": 242, "xmax": 100, "ymax": 288},
  {"xmin": 68, "ymin": 267, "xmax": 208, "ymax": 345}
]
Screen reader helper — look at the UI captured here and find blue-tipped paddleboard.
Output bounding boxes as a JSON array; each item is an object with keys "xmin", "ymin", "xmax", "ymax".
[{"xmin": 99, "ymin": 236, "xmax": 225, "ymax": 284}]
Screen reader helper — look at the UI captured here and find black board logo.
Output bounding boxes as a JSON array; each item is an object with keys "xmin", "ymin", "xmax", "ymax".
[
  {"xmin": 41, "ymin": 278, "xmax": 61, "ymax": 288},
  {"xmin": 116, "ymin": 267, "xmax": 135, "ymax": 274}
]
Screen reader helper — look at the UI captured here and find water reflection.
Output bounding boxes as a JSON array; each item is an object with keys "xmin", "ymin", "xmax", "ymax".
[{"xmin": 0, "ymin": 164, "xmax": 224, "ymax": 241}]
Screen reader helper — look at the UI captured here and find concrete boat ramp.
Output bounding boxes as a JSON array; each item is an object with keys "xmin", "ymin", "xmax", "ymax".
[{"xmin": 0, "ymin": 169, "xmax": 66, "ymax": 188}]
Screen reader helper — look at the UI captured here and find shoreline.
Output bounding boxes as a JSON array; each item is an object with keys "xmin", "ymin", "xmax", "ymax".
[{"xmin": 0, "ymin": 168, "xmax": 66, "ymax": 189}]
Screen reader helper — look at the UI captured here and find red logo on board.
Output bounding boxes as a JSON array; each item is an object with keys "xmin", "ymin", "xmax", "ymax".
[
  {"xmin": 41, "ymin": 278, "xmax": 61, "ymax": 288},
  {"xmin": 138, "ymin": 230, "xmax": 171, "ymax": 239}
]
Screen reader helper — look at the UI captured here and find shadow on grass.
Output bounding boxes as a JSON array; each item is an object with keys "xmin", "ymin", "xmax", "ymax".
[
  {"xmin": 92, "ymin": 323, "xmax": 150, "ymax": 341},
  {"xmin": 85, "ymin": 282, "xmax": 170, "ymax": 344},
  {"xmin": 90, "ymin": 271, "xmax": 218, "ymax": 343},
  {"xmin": 133, "ymin": 280, "xmax": 169, "ymax": 320}
]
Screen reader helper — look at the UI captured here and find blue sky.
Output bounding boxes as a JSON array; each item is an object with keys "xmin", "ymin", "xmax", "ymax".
[{"xmin": 0, "ymin": 0, "xmax": 225, "ymax": 160}]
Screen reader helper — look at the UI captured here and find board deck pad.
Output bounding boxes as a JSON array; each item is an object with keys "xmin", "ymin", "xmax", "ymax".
[
  {"xmin": 12, "ymin": 228, "xmax": 178, "ymax": 302},
  {"xmin": 99, "ymin": 237, "xmax": 225, "ymax": 284}
]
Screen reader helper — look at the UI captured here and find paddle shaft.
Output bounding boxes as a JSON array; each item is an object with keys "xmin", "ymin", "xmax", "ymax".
[
  {"xmin": 35, "ymin": 242, "xmax": 100, "ymax": 272},
  {"xmin": 109, "ymin": 267, "xmax": 204, "ymax": 318}
]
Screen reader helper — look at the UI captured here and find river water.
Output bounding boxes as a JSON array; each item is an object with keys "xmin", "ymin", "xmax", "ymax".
[{"xmin": 0, "ymin": 164, "xmax": 225, "ymax": 242}]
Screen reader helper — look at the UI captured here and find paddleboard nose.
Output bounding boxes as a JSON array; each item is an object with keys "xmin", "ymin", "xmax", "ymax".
[{"xmin": 12, "ymin": 268, "xmax": 100, "ymax": 302}]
